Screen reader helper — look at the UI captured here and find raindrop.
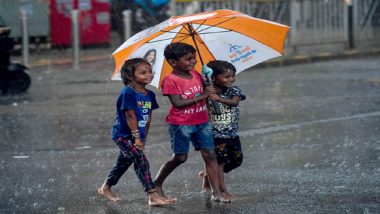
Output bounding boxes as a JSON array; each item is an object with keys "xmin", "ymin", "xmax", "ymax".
[
  {"xmin": 13, "ymin": 156, "xmax": 29, "ymax": 159},
  {"xmin": 33, "ymin": 202, "xmax": 39, "ymax": 209},
  {"xmin": 366, "ymin": 207, "xmax": 376, "ymax": 214},
  {"xmin": 338, "ymin": 161, "xmax": 346, "ymax": 167},
  {"xmin": 75, "ymin": 146, "xmax": 91, "ymax": 150}
]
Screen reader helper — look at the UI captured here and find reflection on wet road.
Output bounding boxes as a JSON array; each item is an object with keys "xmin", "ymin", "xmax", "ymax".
[{"xmin": 0, "ymin": 57, "xmax": 379, "ymax": 213}]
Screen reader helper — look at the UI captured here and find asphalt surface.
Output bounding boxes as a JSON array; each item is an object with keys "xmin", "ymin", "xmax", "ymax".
[{"xmin": 1, "ymin": 55, "xmax": 380, "ymax": 213}]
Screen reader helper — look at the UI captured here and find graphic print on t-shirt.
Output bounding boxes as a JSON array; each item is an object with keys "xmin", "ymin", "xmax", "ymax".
[
  {"xmin": 208, "ymin": 86, "xmax": 245, "ymax": 138},
  {"xmin": 162, "ymin": 71, "xmax": 209, "ymax": 125},
  {"xmin": 136, "ymin": 100, "xmax": 152, "ymax": 128}
]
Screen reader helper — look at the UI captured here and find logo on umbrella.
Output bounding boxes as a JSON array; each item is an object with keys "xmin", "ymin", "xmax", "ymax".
[{"xmin": 228, "ymin": 44, "xmax": 257, "ymax": 64}]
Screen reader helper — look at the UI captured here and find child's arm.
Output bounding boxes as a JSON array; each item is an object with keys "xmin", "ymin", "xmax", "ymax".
[
  {"xmin": 209, "ymin": 94, "xmax": 241, "ymax": 107},
  {"xmin": 124, "ymin": 109, "xmax": 144, "ymax": 150},
  {"xmin": 168, "ymin": 86, "xmax": 215, "ymax": 108}
]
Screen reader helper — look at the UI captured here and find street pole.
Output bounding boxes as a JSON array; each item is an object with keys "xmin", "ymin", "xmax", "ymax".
[
  {"xmin": 21, "ymin": 10, "xmax": 29, "ymax": 66},
  {"xmin": 72, "ymin": 10, "xmax": 80, "ymax": 69},
  {"xmin": 344, "ymin": 0, "xmax": 355, "ymax": 49},
  {"xmin": 290, "ymin": 0, "xmax": 299, "ymax": 54},
  {"xmin": 123, "ymin": 10, "xmax": 132, "ymax": 41},
  {"xmin": 169, "ymin": 0, "xmax": 176, "ymax": 16}
]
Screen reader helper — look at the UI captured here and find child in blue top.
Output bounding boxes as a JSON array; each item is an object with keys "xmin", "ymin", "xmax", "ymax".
[
  {"xmin": 199, "ymin": 60, "xmax": 246, "ymax": 201},
  {"xmin": 98, "ymin": 58, "xmax": 175, "ymax": 206}
]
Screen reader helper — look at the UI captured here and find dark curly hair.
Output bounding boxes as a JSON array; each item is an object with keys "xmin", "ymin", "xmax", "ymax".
[
  {"xmin": 206, "ymin": 60, "xmax": 236, "ymax": 78},
  {"xmin": 120, "ymin": 58, "xmax": 150, "ymax": 85},
  {"xmin": 164, "ymin": 42, "xmax": 196, "ymax": 61}
]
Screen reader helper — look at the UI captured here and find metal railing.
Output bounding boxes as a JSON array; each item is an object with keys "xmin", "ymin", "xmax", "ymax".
[
  {"xmin": 354, "ymin": 0, "xmax": 380, "ymax": 42},
  {"xmin": 172, "ymin": 0, "xmax": 380, "ymax": 53}
]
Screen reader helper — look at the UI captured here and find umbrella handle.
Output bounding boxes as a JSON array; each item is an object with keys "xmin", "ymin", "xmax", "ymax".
[
  {"xmin": 204, "ymin": 80, "xmax": 221, "ymax": 115},
  {"xmin": 210, "ymin": 100, "xmax": 222, "ymax": 115}
]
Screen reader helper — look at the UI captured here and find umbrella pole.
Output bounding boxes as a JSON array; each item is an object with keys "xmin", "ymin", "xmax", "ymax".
[
  {"xmin": 187, "ymin": 23, "xmax": 221, "ymax": 115},
  {"xmin": 187, "ymin": 24, "xmax": 204, "ymax": 66}
]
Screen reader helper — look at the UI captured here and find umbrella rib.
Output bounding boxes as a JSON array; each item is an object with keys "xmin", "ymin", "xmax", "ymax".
[
  {"xmin": 173, "ymin": 24, "xmax": 198, "ymax": 43},
  {"xmin": 147, "ymin": 35, "xmax": 189, "ymax": 43},
  {"xmin": 147, "ymin": 26, "xmax": 190, "ymax": 43},
  {"xmin": 147, "ymin": 32, "xmax": 191, "ymax": 43},
  {"xmin": 181, "ymin": 24, "xmax": 192, "ymax": 35},
  {"xmin": 194, "ymin": 19, "xmax": 207, "ymax": 32},
  {"xmin": 196, "ymin": 17, "xmax": 236, "ymax": 34},
  {"xmin": 159, "ymin": 30, "xmax": 188, "ymax": 35},
  {"xmin": 198, "ymin": 30, "xmax": 232, "ymax": 35},
  {"xmin": 187, "ymin": 23, "xmax": 206, "ymax": 48},
  {"xmin": 175, "ymin": 34, "xmax": 193, "ymax": 43}
]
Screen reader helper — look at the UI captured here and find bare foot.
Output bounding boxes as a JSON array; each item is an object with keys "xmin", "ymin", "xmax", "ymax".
[
  {"xmin": 148, "ymin": 192, "xmax": 176, "ymax": 206},
  {"xmin": 210, "ymin": 194, "xmax": 231, "ymax": 203},
  {"xmin": 198, "ymin": 170, "xmax": 211, "ymax": 193},
  {"xmin": 222, "ymin": 192, "xmax": 237, "ymax": 201},
  {"xmin": 97, "ymin": 185, "xmax": 121, "ymax": 202},
  {"xmin": 154, "ymin": 186, "xmax": 177, "ymax": 202}
]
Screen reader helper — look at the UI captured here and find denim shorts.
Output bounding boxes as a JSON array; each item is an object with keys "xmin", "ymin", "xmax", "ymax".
[{"xmin": 168, "ymin": 122, "xmax": 215, "ymax": 154}]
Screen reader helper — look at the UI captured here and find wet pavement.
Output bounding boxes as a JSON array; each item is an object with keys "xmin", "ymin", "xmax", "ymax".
[{"xmin": 0, "ymin": 56, "xmax": 380, "ymax": 213}]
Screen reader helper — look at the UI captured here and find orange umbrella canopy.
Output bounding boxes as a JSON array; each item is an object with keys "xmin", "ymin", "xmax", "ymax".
[{"xmin": 112, "ymin": 9, "xmax": 290, "ymax": 88}]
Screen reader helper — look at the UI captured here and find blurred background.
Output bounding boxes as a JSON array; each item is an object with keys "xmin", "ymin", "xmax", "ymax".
[{"xmin": 0, "ymin": 0, "xmax": 379, "ymax": 61}]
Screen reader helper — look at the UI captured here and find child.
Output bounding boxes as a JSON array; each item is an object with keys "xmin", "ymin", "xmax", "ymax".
[
  {"xmin": 153, "ymin": 42, "xmax": 230, "ymax": 202},
  {"xmin": 98, "ymin": 58, "xmax": 175, "ymax": 206},
  {"xmin": 199, "ymin": 60, "xmax": 246, "ymax": 201}
]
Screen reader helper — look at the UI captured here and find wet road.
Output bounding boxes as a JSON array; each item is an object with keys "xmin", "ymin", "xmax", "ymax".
[{"xmin": 1, "ymin": 56, "xmax": 380, "ymax": 213}]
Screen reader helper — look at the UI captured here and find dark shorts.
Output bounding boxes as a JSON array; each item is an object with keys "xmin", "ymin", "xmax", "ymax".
[
  {"xmin": 168, "ymin": 122, "xmax": 215, "ymax": 154},
  {"xmin": 214, "ymin": 136, "xmax": 243, "ymax": 173}
]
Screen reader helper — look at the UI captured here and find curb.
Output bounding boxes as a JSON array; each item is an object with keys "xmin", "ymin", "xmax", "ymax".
[
  {"xmin": 252, "ymin": 49, "xmax": 380, "ymax": 69},
  {"xmin": 24, "ymin": 53, "xmax": 112, "ymax": 68}
]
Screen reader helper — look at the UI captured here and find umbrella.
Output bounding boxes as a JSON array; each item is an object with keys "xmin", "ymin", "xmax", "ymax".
[{"xmin": 111, "ymin": 9, "xmax": 290, "ymax": 88}]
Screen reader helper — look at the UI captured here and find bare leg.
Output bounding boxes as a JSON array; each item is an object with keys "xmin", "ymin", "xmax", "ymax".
[
  {"xmin": 198, "ymin": 170, "xmax": 211, "ymax": 193},
  {"xmin": 200, "ymin": 150, "xmax": 230, "ymax": 203},
  {"xmin": 97, "ymin": 183, "xmax": 121, "ymax": 202},
  {"xmin": 218, "ymin": 164, "xmax": 227, "ymax": 192},
  {"xmin": 218, "ymin": 164, "xmax": 237, "ymax": 201},
  {"xmin": 154, "ymin": 154, "xmax": 187, "ymax": 197}
]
